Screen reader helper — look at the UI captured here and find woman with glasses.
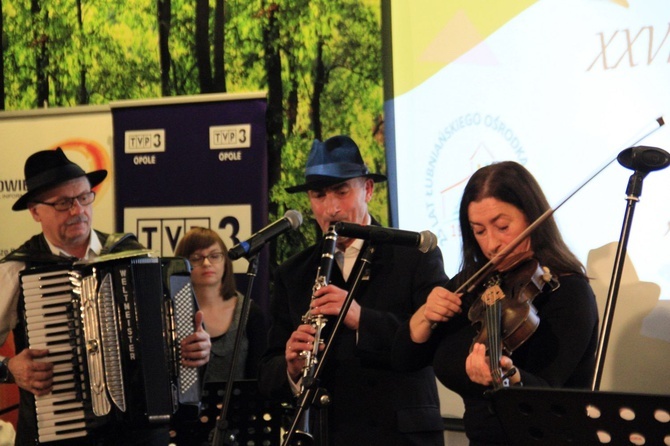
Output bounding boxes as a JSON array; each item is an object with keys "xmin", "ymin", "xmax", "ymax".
[{"xmin": 175, "ymin": 227, "xmax": 267, "ymax": 383}]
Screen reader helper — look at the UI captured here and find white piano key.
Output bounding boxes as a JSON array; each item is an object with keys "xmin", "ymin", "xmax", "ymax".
[
  {"xmin": 21, "ymin": 269, "xmax": 71, "ymax": 283},
  {"xmin": 36, "ymin": 401, "xmax": 86, "ymax": 418},
  {"xmin": 35, "ymin": 344, "xmax": 75, "ymax": 358},
  {"xmin": 39, "ymin": 430, "xmax": 88, "ymax": 443},
  {"xmin": 52, "ymin": 362, "xmax": 75, "ymax": 373},
  {"xmin": 51, "ymin": 376, "xmax": 75, "ymax": 387},
  {"xmin": 22, "ymin": 276, "xmax": 71, "ymax": 289},
  {"xmin": 25, "ymin": 306, "xmax": 72, "ymax": 320},
  {"xmin": 31, "ymin": 357, "xmax": 73, "ymax": 369},
  {"xmin": 36, "ymin": 410, "xmax": 84, "ymax": 426},
  {"xmin": 38, "ymin": 420, "xmax": 86, "ymax": 438},
  {"xmin": 24, "ymin": 293, "xmax": 74, "ymax": 310},
  {"xmin": 22, "ymin": 276, "xmax": 71, "ymax": 286},
  {"xmin": 27, "ymin": 318, "xmax": 73, "ymax": 333},
  {"xmin": 23, "ymin": 284, "xmax": 75, "ymax": 297},
  {"xmin": 28, "ymin": 339, "xmax": 74, "ymax": 352},
  {"xmin": 35, "ymin": 391, "xmax": 78, "ymax": 406},
  {"xmin": 27, "ymin": 331, "xmax": 73, "ymax": 346},
  {"xmin": 26, "ymin": 325, "xmax": 72, "ymax": 341},
  {"xmin": 46, "ymin": 356, "xmax": 77, "ymax": 368},
  {"xmin": 36, "ymin": 414, "xmax": 84, "ymax": 426}
]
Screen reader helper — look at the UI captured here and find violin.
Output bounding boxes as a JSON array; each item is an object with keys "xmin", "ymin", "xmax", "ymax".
[{"xmin": 467, "ymin": 250, "xmax": 558, "ymax": 388}]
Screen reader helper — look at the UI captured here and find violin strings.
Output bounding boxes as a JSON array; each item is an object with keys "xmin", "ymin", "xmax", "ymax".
[{"xmin": 485, "ymin": 300, "xmax": 504, "ymax": 388}]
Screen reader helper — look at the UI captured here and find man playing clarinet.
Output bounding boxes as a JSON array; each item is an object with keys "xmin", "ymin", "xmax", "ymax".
[{"xmin": 258, "ymin": 135, "xmax": 448, "ymax": 445}]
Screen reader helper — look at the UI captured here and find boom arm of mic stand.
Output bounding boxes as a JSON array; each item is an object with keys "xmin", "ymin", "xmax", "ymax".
[
  {"xmin": 282, "ymin": 245, "xmax": 376, "ymax": 446},
  {"xmin": 211, "ymin": 254, "xmax": 260, "ymax": 446}
]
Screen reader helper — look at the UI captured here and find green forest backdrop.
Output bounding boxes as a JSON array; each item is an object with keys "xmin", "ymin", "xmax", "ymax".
[{"xmin": 0, "ymin": 0, "xmax": 389, "ymax": 264}]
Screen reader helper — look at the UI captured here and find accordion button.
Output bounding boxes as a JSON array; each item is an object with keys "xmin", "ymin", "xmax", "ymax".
[{"xmin": 87, "ymin": 339, "xmax": 99, "ymax": 353}]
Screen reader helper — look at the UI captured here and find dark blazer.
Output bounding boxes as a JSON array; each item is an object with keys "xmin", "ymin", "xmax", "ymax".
[{"xmin": 258, "ymin": 229, "xmax": 448, "ymax": 446}]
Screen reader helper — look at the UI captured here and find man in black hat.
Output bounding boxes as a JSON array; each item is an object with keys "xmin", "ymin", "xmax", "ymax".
[
  {"xmin": 0, "ymin": 148, "xmax": 211, "ymax": 445},
  {"xmin": 258, "ymin": 135, "xmax": 448, "ymax": 445}
]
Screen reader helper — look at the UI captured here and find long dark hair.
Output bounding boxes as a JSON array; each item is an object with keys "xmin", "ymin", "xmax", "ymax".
[
  {"xmin": 175, "ymin": 227, "xmax": 237, "ymax": 300},
  {"xmin": 458, "ymin": 161, "xmax": 585, "ymax": 281}
]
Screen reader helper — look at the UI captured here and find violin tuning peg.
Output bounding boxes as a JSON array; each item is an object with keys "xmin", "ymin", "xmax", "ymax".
[{"xmin": 541, "ymin": 266, "xmax": 552, "ymax": 282}]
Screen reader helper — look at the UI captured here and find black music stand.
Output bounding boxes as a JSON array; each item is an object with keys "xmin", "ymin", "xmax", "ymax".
[
  {"xmin": 489, "ymin": 387, "xmax": 670, "ymax": 445},
  {"xmin": 170, "ymin": 379, "xmax": 287, "ymax": 446}
]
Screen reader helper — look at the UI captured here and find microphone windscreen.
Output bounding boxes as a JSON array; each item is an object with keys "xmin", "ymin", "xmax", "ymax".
[
  {"xmin": 418, "ymin": 230, "xmax": 438, "ymax": 253},
  {"xmin": 285, "ymin": 210, "xmax": 303, "ymax": 230},
  {"xmin": 618, "ymin": 146, "xmax": 670, "ymax": 173}
]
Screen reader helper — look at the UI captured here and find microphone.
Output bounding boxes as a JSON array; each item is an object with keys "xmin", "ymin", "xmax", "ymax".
[
  {"xmin": 333, "ymin": 222, "xmax": 438, "ymax": 253},
  {"xmin": 229, "ymin": 210, "xmax": 303, "ymax": 260},
  {"xmin": 617, "ymin": 146, "xmax": 670, "ymax": 173}
]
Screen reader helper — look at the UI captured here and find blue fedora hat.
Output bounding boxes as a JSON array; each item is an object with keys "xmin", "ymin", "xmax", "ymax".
[
  {"xmin": 286, "ymin": 135, "xmax": 386, "ymax": 193},
  {"xmin": 13, "ymin": 148, "xmax": 107, "ymax": 211}
]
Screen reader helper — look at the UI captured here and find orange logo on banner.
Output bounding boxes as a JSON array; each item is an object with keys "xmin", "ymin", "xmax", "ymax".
[{"xmin": 49, "ymin": 140, "xmax": 111, "ymax": 199}]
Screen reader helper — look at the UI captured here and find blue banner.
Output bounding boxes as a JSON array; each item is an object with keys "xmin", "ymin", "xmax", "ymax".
[{"xmin": 111, "ymin": 92, "xmax": 268, "ymax": 309}]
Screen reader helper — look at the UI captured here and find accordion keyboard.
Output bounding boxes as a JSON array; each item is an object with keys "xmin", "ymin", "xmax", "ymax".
[{"xmin": 22, "ymin": 268, "xmax": 90, "ymax": 443}]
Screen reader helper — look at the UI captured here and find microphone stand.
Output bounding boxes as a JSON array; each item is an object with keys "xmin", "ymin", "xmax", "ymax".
[
  {"xmin": 211, "ymin": 253, "xmax": 260, "ymax": 446},
  {"xmin": 282, "ymin": 244, "xmax": 375, "ymax": 446},
  {"xmin": 591, "ymin": 146, "xmax": 670, "ymax": 390}
]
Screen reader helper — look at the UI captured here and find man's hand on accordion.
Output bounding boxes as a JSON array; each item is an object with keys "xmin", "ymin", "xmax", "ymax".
[
  {"xmin": 180, "ymin": 310, "xmax": 211, "ymax": 368},
  {"xmin": 10, "ymin": 348, "xmax": 53, "ymax": 396}
]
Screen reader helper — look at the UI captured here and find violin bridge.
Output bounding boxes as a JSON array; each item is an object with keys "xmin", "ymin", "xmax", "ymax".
[{"xmin": 482, "ymin": 280, "xmax": 505, "ymax": 305}]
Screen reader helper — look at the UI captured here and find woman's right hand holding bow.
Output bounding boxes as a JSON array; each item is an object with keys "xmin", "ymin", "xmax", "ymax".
[{"xmin": 409, "ymin": 286, "xmax": 462, "ymax": 343}]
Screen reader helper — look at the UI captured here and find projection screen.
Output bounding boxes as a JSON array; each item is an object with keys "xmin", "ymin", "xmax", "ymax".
[{"xmin": 384, "ymin": 0, "xmax": 670, "ymax": 394}]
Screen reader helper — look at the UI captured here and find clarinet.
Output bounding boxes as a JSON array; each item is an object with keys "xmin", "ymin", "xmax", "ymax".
[{"xmin": 292, "ymin": 225, "xmax": 338, "ymax": 445}]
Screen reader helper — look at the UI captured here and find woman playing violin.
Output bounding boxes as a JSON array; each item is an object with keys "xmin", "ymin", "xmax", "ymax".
[{"xmin": 393, "ymin": 161, "xmax": 599, "ymax": 446}]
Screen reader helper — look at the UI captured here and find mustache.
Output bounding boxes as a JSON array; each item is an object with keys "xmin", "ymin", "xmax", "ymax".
[{"xmin": 66, "ymin": 215, "xmax": 89, "ymax": 225}]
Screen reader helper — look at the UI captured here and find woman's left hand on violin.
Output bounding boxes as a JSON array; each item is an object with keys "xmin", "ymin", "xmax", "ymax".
[{"xmin": 466, "ymin": 343, "xmax": 520, "ymax": 386}]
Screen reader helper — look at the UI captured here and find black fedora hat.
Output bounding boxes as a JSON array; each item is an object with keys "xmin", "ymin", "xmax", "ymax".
[
  {"xmin": 12, "ymin": 148, "xmax": 108, "ymax": 211},
  {"xmin": 286, "ymin": 135, "xmax": 386, "ymax": 194}
]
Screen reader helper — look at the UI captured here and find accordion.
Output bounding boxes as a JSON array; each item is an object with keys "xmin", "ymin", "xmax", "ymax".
[{"xmin": 20, "ymin": 250, "xmax": 202, "ymax": 444}]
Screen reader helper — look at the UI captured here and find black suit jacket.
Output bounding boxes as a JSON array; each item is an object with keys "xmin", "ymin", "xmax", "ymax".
[{"xmin": 258, "ymin": 230, "xmax": 448, "ymax": 446}]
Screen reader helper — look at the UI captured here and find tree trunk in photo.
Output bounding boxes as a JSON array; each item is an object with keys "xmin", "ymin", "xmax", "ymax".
[
  {"xmin": 212, "ymin": 0, "xmax": 225, "ymax": 92},
  {"xmin": 286, "ymin": 54, "xmax": 298, "ymax": 136},
  {"xmin": 310, "ymin": 39, "xmax": 325, "ymax": 141},
  {"xmin": 195, "ymin": 0, "xmax": 214, "ymax": 93},
  {"xmin": 262, "ymin": 2, "xmax": 284, "ymax": 190},
  {"xmin": 158, "ymin": 0, "xmax": 172, "ymax": 96},
  {"xmin": 76, "ymin": 0, "xmax": 88, "ymax": 104},
  {"xmin": 32, "ymin": 0, "xmax": 49, "ymax": 107},
  {"xmin": 262, "ymin": 1, "xmax": 285, "ymax": 269}
]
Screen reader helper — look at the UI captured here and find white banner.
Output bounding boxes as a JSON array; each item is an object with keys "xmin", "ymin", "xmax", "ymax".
[{"xmin": 0, "ymin": 107, "xmax": 115, "ymax": 256}]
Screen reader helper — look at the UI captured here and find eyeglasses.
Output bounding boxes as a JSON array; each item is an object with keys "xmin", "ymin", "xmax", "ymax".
[
  {"xmin": 34, "ymin": 191, "xmax": 96, "ymax": 211},
  {"xmin": 189, "ymin": 251, "xmax": 225, "ymax": 267}
]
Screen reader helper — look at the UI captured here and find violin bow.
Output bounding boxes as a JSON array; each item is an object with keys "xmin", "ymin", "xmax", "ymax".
[{"xmin": 453, "ymin": 116, "xmax": 665, "ymax": 297}]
